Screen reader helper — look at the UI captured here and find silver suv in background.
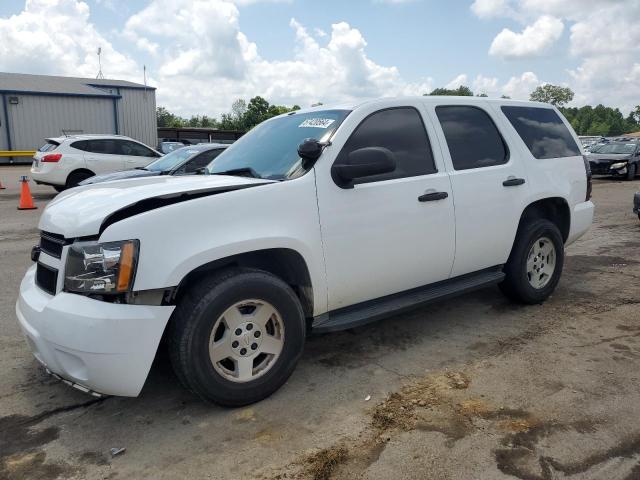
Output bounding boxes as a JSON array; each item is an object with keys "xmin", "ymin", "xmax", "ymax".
[{"xmin": 31, "ymin": 134, "xmax": 162, "ymax": 191}]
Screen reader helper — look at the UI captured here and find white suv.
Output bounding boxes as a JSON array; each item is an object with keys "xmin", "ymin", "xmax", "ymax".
[
  {"xmin": 17, "ymin": 97, "xmax": 593, "ymax": 406},
  {"xmin": 31, "ymin": 134, "xmax": 162, "ymax": 191}
]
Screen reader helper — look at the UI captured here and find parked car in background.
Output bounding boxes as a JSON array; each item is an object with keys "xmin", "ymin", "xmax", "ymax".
[
  {"xmin": 579, "ymin": 136, "xmax": 606, "ymax": 152},
  {"xmin": 17, "ymin": 97, "xmax": 593, "ymax": 406},
  {"xmin": 79, "ymin": 144, "xmax": 228, "ymax": 186},
  {"xmin": 159, "ymin": 141, "xmax": 187, "ymax": 154},
  {"xmin": 587, "ymin": 141, "xmax": 640, "ymax": 180},
  {"xmin": 31, "ymin": 134, "xmax": 162, "ymax": 191}
]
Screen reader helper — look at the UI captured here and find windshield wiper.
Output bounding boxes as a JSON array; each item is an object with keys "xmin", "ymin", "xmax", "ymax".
[{"xmin": 211, "ymin": 167, "xmax": 262, "ymax": 179}]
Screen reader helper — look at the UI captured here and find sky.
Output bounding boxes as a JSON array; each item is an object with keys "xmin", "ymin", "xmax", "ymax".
[{"xmin": 0, "ymin": 0, "xmax": 638, "ymax": 117}]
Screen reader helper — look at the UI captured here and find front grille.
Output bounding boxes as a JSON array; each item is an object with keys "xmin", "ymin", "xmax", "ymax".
[
  {"xmin": 40, "ymin": 231, "xmax": 69, "ymax": 258},
  {"xmin": 589, "ymin": 162, "xmax": 613, "ymax": 175},
  {"xmin": 36, "ymin": 263, "xmax": 58, "ymax": 295}
]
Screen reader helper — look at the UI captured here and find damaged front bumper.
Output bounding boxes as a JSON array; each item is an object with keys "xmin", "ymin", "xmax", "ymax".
[{"xmin": 16, "ymin": 265, "xmax": 175, "ymax": 397}]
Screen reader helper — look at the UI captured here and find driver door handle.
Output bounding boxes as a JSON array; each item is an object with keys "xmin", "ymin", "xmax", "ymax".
[
  {"xmin": 503, "ymin": 177, "xmax": 525, "ymax": 187},
  {"xmin": 418, "ymin": 191, "xmax": 448, "ymax": 202}
]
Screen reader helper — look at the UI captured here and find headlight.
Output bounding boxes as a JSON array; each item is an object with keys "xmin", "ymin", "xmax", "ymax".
[
  {"xmin": 611, "ymin": 162, "xmax": 627, "ymax": 169},
  {"xmin": 64, "ymin": 240, "xmax": 139, "ymax": 294}
]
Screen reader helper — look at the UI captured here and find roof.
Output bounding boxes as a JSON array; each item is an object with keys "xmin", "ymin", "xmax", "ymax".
[
  {"xmin": 0, "ymin": 72, "xmax": 155, "ymax": 97},
  {"xmin": 276, "ymin": 96, "xmax": 553, "ymax": 119},
  {"xmin": 46, "ymin": 134, "xmax": 135, "ymax": 142}
]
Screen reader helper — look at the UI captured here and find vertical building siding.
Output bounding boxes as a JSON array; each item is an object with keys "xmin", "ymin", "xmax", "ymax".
[
  {"xmin": 117, "ymin": 88, "xmax": 157, "ymax": 148},
  {"xmin": 7, "ymin": 95, "xmax": 115, "ymax": 150},
  {"xmin": 0, "ymin": 95, "xmax": 8, "ymax": 151}
]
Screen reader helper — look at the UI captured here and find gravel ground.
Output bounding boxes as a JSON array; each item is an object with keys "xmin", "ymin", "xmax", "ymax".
[{"xmin": 1, "ymin": 166, "xmax": 639, "ymax": 480}]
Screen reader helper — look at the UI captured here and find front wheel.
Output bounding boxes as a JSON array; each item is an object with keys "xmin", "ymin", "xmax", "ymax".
[
  {"xmin": 626, "ymin": 163, "xmax": 637, "ymax": 181},
  {"xmin": 499, "ymin": 219, "xmax": 564, "ymax": 304},
  {"xmin": 168, "ymin": 268, "xmax": 306, "ymax": 406}
]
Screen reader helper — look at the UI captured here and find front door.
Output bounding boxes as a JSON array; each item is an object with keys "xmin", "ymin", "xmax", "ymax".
[
  {"xmin": 117, "ymin": 140, "xmax": 159, "ymax": 169},
  {"xmin": 315, "ymin": 105, "xmax": 456, "ymax": 311}
]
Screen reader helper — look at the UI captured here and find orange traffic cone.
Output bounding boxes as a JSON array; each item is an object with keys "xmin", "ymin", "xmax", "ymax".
[{"xmin": 18, "ymin": 176, "xmax": 37, "ymax": 210}]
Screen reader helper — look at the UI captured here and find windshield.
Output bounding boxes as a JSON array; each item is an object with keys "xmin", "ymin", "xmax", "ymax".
[
  {"xmin": 208, "ymin": 109, "xmax": 350, "ymax": 180},
  {"xmin": 161, "ymin": 143, "xmax": 184, "ymax": 154},
  {"xmin": 145, "ymin": 147, "xmax": 201, "ymax": 172},
  {"xmin": 592, "ymin": 143, "xmax": 636, "ymax": 155}
]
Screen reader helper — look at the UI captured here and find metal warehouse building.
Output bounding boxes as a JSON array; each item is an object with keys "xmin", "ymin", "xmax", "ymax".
[{"xmin": 0, "ymin": 72, "xmax": 156, "ymax": 163}]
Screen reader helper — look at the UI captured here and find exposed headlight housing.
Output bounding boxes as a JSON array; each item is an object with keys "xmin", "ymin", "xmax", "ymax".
[
  {"xmin": 611, "ymin": 162, "xmax": 628, "ymax": 170},
  {"xmin": 64, "ymin": 240, "xmax": 139, "ymax": 294}
]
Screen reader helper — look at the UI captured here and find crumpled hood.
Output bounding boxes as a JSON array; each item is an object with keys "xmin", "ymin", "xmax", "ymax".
[
  {"xmin": 78, "ymin": 169, "xmax": 160, "ymax": 185},
  {"xmin": 40, "ymin": 175, "xmax": 273, "ymax": 238}
]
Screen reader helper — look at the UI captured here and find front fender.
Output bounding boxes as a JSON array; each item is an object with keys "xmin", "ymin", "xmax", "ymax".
[{"xmin": 99, "ymin": 173, "xmax": 328, "ymax": 315}]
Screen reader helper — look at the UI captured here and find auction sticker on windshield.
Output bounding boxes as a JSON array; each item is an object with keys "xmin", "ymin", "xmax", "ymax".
[{"xmin": 299, "ymin": 118, "xmax": 335, "ymax": 129}]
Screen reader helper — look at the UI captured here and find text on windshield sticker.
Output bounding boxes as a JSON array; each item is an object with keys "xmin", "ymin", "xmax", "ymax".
[{"xmin": 299, "ymin": 118, "xmax": 335, "ymax": 129}]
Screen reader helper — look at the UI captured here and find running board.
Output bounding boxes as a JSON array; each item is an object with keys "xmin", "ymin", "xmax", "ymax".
[{"xmin": 312, "ymin": 268, "xmax": 505, "ymax": 333}]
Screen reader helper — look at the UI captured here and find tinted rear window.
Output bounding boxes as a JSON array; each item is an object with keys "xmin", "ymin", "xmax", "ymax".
[
  {"xmin": 501, "ymin": 106, "xmax": 581, "ymax": 159},
  {"xmin": 38, "ymin": 141, "xmax": 59, "ymax": 152},
  {"xmin": 436, "ymin": 105, "xmax": 508, "ymax": 170}
]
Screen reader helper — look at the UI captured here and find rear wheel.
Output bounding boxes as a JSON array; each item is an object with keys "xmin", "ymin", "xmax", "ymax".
[
  {"xmin": 500, "ymin": 219, "xmax": 564, "ymax": 304},
  {"xmin": 626, "ymin": 163, "xmax": 637, "ymax": 181},
  {"xmin": 169, "ymin": 268, "xmax": 306, "ymax": 406},
  {"xmin": 66, "ymin": 170, "xmax": 93, "ymax": 188}
]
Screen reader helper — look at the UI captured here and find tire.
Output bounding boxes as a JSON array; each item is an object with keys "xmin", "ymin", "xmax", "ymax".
[
  {"xmin": 168, "ymin": 267, "xmax": 306, "ymax": 406},
  {"xmin": 53, "ymin": 185, "xmax": 66, "ymax": 193},
  {"xmin": 66, "ymin": 170, "xmax": 93, "ymax": 188},
  {"xmin": 626, "ymin": 163, "xmax": 637, "ymax": 181},
  {"xmin": 499, "ymin": 219, "xmax": 564, "ymax": 304}
]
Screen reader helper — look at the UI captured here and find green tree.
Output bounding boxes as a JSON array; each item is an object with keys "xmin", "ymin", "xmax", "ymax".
[
  {"xmin": 426, "ymin": 86, "xmax": 474, "ymax": 96},
  {"xmin": 156, "ymin": 106, "xmax": 186, "ymax": 127},
  {"xmin": 529, "ymin": 84, "xmax": 574, "ymax": 107}
]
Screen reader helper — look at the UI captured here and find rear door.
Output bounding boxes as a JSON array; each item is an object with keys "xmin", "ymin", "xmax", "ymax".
[
  {"xmin": 83, "ymin": 139, "xmax": 126, "ymax": 174},
  {"xmin": 117, "ymin": 140, "xmax": 160, "ymax": 169},
  {"xmin": 428, "ymin": 102, "xmax": 530, "ymax": 277}
]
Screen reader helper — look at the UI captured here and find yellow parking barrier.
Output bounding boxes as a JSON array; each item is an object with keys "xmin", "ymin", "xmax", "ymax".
[{"xmin": 0, "ymin": 151, "xmax": 36, "ymax": 157}]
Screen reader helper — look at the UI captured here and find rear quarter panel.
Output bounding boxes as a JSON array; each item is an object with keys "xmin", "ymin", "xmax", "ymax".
[{"xmin": 488, "ymin": 102, "xmax": 588, "ymax": 211}]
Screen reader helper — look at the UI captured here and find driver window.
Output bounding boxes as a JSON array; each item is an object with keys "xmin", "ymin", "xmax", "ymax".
[{"xmin": 335, "ymin": 107, "xmax": 436, "ymax": 185}]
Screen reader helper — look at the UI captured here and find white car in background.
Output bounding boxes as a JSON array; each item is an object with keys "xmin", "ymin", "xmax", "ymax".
[{"xmin": 31, "ymin": 134, "xmax": 162, "ymax": 191}]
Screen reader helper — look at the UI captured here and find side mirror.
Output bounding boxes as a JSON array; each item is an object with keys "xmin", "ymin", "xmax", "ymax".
[
  {"xmin": 331, "ymin": 147, "xmax": 396, "ymax": 188},
  {"xmin": 298, "ymin": 138, "xmax": 324, "ymax": 161}
]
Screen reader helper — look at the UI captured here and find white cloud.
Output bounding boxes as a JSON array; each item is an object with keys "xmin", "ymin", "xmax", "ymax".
[
  {"xmin": 489, "ymin": 15, "xmax": 563, "ymax": 59},
  {"xmin": 472, "ymin": 74, "xmax": 500, "ymax": 96},
  {"xmin": 444, "ymin": 74, "xmax": 468, "ymax": 90},
  {"xmin": 0, "ymin": 0, "xmax": 139, "ymax": 80},
  {"xmin": 472, "ymin": 0, "xmax": 640, "ymax": 111},
  {"xmin": 470, "ymin": 0, "xmax": 515, "ymax": 19},
  {"xmin": 501, "ymin": 71, "xmax": 540, "ymax": 99},
  {"xmin": 124, "ymin": 1, "xmax": 434, "ymax": 116}
]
